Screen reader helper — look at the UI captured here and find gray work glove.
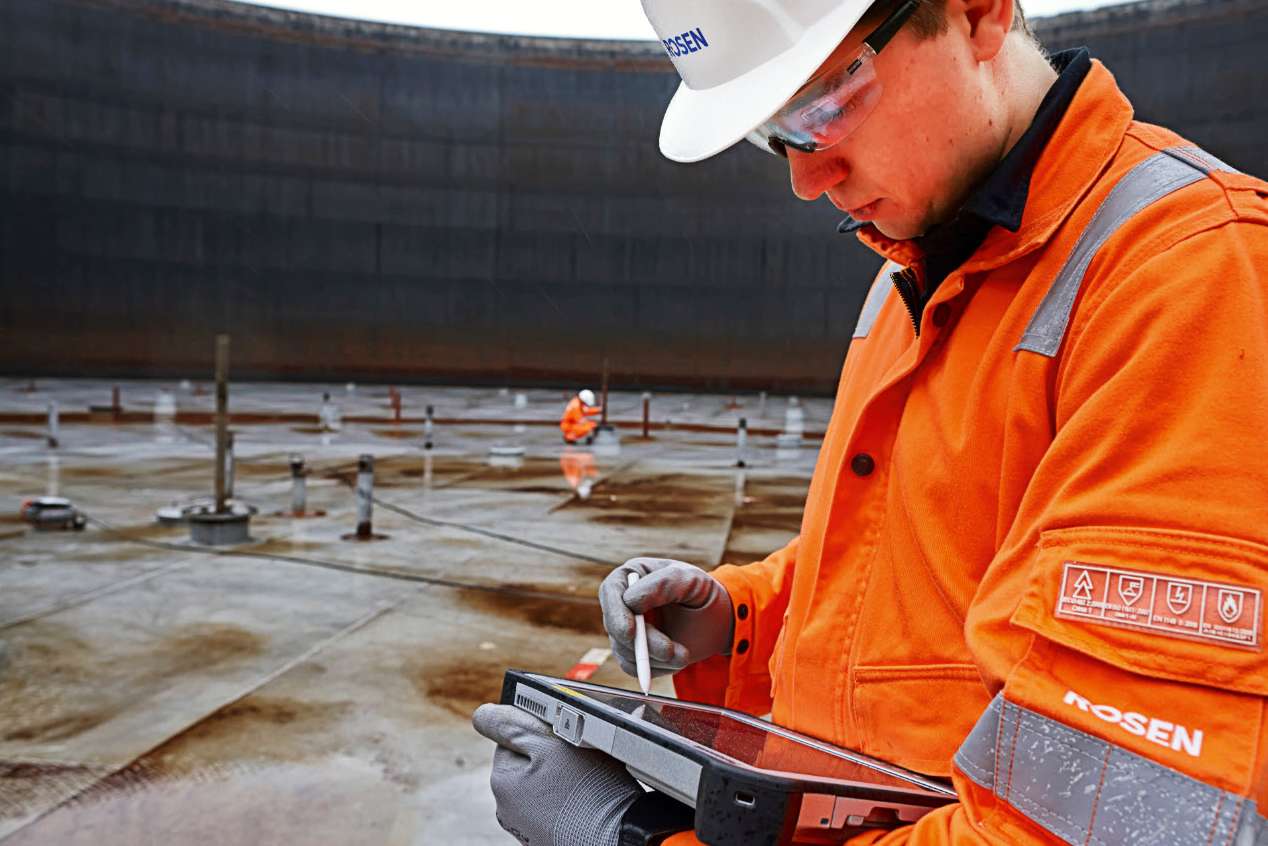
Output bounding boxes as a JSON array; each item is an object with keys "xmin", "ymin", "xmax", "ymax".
[
  {"xmin": 599, "ymin": 557, "xmax": 734, "ymax": 678},
  {"xmin": 472, "ymin": 703, "xmax": 641, "ymax": 846}
]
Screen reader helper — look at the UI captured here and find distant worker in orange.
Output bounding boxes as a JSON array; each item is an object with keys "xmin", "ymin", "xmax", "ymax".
[{"xmin": 559, "ymin": 389, "xmax": 601, "ymax": 445}]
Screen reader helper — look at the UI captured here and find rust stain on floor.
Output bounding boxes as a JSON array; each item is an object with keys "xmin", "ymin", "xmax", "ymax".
[
  {"xmin": 370, "ymin": 428, "xmax": 421, "ymax": 439},
  {"xmin": 455, "ymin": 586, "xmax": 603, "ymax": 636},
  {"xmin": 0, "ymin": 622, "xmax": 266, "ymax": 746},
  {"xmin": 139, "ymin": 697, "xmax": 354, "ymax": 774},
  {"xmin": 0, "ymin": 760, "xmax": 104, "ymax": 817},
  {"xmin": 559, "ymin": 473, "xmax": 729, "ymax": 527},
  {"xmin": 157, "ymin": 624, "xmax": 266, "ymax": 667},
  {"xmin": 416, "ymin": 657, "xmax": 509, "ymax": 720}
]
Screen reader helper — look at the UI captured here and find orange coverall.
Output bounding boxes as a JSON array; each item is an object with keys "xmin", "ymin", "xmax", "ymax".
[
  {"xmin": 666, "ymin": 60, "xmax": 1268, "ymax": 845},
  {"xmin": 560, "ymin": 396, "xmax": 601, "ymax": 442}
]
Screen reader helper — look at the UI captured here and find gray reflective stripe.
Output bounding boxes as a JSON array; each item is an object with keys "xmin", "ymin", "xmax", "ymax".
[
  {"xmin": 1016, "ymin": 146, "xmax": 1236, "ymax": 357},
  {"xmin": 955, "ymin": 694, "xmax": 1268, "ymax": 846},
  {"xmin": 1166, "ymin": 144, "xmax": 1240, "ymax": 176},
  {"xmin": 853, "ymin": 262, "xmax": 897, "ymax": 339}
]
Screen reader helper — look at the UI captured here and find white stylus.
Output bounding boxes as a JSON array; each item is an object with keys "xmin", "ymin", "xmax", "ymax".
[{"xmin": 627, "ymin": 571, "xmax": 651, "ymax": 694}]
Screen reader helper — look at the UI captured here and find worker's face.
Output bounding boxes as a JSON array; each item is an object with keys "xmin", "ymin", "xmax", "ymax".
[{"xmin": 784, "ymin": 2, "xmax": 1012, "ymax": 240}]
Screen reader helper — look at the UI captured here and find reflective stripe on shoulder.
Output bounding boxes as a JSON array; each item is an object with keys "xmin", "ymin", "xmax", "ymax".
[
  {"xmin": 1016, "ymin": 145, "xmax": 1238, "ymax": 358},
  {"xmin": 1166, "ymin": 144, "xmax": 1241, "ymax": 176},
  {"xmin": 853, "ymin": 261, "xmax": 899, "ymax": 339},
  {"xmin": 955, "ymin": 694, "xmax": 1268, "ymax": 846}
]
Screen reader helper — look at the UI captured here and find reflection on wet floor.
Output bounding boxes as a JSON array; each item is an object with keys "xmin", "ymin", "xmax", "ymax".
[{"xmin": 0, "ymin": 380, "xmax": 822, "ymax": 844}]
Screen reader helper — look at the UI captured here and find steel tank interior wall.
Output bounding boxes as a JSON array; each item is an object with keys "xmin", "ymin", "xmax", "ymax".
[{"xmin": 2, "ymin": 0, "xmax": 1265, "ymax": 392}]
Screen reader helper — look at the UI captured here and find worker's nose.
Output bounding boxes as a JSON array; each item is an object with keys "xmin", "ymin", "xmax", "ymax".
[{"xmin": 787, "ymin": 147, "xmax": 850, "ymax": 202}]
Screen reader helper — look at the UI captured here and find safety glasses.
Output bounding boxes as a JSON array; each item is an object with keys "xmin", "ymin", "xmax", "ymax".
[{"xmin": 746, "ymin": 0, "xmax": 919, "ymax": 157}]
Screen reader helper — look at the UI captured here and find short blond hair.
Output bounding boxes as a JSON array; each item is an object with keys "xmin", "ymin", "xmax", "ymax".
[{"xmin": 861, "ymin": 0, "xmax": 1033, "ymax": 41}]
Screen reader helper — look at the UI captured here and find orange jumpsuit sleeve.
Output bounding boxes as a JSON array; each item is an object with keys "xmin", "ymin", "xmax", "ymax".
[
  {"xmin": 673, "ymin": 536, "xmax": 799, "ymax": 715},
  {"xmin": 672, "ymin": 222, "xmax": 1268, "ymax": 846}
]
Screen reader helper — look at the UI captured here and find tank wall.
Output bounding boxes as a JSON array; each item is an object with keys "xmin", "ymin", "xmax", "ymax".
[{"xmin": 2, "ymin": 0, "xmax": 1265, "ymax": 391}]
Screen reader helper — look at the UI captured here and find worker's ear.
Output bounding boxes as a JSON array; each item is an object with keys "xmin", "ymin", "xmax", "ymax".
[{"xmin": 949, "ymin": 0, "xmax": 1013, "ymax": 62}]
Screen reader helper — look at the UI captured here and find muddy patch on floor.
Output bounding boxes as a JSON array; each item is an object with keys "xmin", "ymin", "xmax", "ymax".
[
  {"xmin": 371, "ymin": 428, "xmax": 422, "ymax": 440},
  {"xmin": 232, "ymin": 460, "xmax": 294, "ymax": 480},
  {"xmin": 138, "ymin": 696, "xmax": 352, "ymax": 773},
  {"xmin": 457, "ymin": 586, "xmax": 603, "ymax": 635},
  {"xmin": 416, "ymin": 657, "xmax": 508, "ymax": 720},
  {"xmin": 2, "ymin": 711, "xmax": 116, "ymax": 743},
  {"xmin": 59, "ymin": 466, "xmax": 130, "ymax": 481},
  {"xmin": 0, "ymin": 622, "xmax": 265, "ymax": 746},
  {"xmin": 0, "ymin": 624, "xmax": 110, "ymax": 743},
  {"xmin": 248, "ymin": 537, "xmax": 335, "ymax": 557},
  {"xmin": 0, "ymin": 760, "xmax": 107, "ymax": 817},
  {"xmin": 558, "ymin": 473, "xmax": 730, "ymax": 527},
  {"xmin": 157, "ymin": 624, "xmax": 265, "ymax": 668}
]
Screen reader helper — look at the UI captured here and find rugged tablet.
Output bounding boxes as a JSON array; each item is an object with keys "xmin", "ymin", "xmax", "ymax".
[{"xmin": 501, "ymin": 669, "xmax": 956, "ymax": 846}]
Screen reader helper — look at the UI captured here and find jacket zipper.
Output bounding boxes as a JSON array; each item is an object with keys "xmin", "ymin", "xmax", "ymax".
[{"xmin": 890, "ymin": 267, "xmax": 923, "ymax": 336}]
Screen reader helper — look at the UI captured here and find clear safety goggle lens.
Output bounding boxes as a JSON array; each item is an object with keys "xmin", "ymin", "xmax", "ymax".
[{"xmin": 745, "ymin": 44, "xmax": 882, "ymax": 158}]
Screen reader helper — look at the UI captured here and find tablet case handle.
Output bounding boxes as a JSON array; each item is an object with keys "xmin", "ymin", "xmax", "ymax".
[
  {"xmin": 620, "ymin": 790, "xmax": 696, "ymax": 846},
  {"xmin": 693, "ymin": 767, "xmax": 800, "ymax": 846}
]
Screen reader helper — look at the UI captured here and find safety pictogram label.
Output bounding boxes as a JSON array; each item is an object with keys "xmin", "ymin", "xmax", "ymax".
[{"xmin": 1055, "ymin": 562, "xmax": 1261, "ymax": 650}]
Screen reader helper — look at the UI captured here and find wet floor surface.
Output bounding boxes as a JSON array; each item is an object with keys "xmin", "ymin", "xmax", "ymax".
[{"xmin": 0, "ymin": 379, "xmax": 823, "ymax": 844}]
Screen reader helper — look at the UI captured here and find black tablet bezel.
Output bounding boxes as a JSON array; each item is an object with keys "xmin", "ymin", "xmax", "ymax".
[{"xmin": 501, "ymin": 669, "xmax": 956, "ymax": 846}]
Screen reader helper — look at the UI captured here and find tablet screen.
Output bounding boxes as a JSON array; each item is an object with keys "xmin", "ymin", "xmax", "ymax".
[{"xmin": 535, "ymin": 675, "xmax": 951, "ymax": 796}]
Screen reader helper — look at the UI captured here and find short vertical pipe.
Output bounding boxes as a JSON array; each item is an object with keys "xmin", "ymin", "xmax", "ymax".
[
  {"xmin": 46, "ymin": 400, "xmax": 59, "ymax": 448},
  {"xmin": 736, "ymin": 417, "xmax": 748, "ymax": 468},
  {"xmin": 641, "ymin": 392, "xmax": 651, "ymax": 439},
  {"xmin": 423, "ymin": 405, "xmax": 434, "ymax": 450},
  {"xmin": 784, "ymin": 396, "xmax": 804, "ymax": 439},
  {"xmin": 355, "ymin": 454, "xmax": 374, "ymax": 539},
  {"xmin": 290, "ymin": 454, "xmax": 306, "ymax": 516},
  {"xmin": 214, "ymin": 334, "xmax": 230, "ymax": 513},
  {"xmin": 224, "ymin": 431, "xmax": 236, "ymax": 502},
  {"xmin": 600, "ymin": 358, "xmax": 610, "ymax": 426},
  {"xmin": 112, "ymin": 385, "xmax": 121, "ymax": 413}
]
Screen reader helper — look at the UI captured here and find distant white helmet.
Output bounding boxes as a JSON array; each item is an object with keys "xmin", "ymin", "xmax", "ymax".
[
  {"xmin": 641, "ymin": 0, "xmax": 874, "ymax": 162},
  {"xmin": 579, "ymin": 389, "xmax": 597, "ymax": 406}
]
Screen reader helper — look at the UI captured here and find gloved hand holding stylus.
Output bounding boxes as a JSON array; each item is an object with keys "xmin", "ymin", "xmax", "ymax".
[{"xmin": 599, "ymin": 557, "xmax": 734, "ymax": 678}]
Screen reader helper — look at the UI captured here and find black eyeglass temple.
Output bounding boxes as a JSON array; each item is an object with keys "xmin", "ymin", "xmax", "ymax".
[{"xmin": 864, "ymin": 0, "xmax": 920, "ymax": 53}]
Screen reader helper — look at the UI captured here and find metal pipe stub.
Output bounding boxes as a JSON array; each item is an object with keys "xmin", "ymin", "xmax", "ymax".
[
  {"xmin": 342, "ymin": 453, "xmax": 387, "ymax": 541},
  {"xmin": 213, "ymin": 334, "xmax": 230, "ymax": 513},
  {"xmin": 274, "ymin": 454, "xmax": 325, "ymax": 518}
]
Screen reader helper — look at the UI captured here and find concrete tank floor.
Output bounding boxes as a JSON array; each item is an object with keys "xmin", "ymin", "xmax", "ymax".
[{"xmin": 0, "ymin": 378, "xmax": 824, "ymax": 845}]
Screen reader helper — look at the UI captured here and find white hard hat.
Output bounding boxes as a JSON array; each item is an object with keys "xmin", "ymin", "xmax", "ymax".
[
  {"xmin": 579, "ymin": 389, "xmax": 597, "ymax": 406},
  {"xmin": 642, "ymin": 0, "xmax": 875, "ymax": 163}
]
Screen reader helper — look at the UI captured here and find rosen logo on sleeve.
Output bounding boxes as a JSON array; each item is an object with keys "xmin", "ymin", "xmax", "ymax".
[
  {"xmin": 1055, "ymin": 562, "xmax": 1261, "ymax": 650},
  {"xmin": 1063, "ymin": 689, "xmax": 1204, "ymax": 757}
]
